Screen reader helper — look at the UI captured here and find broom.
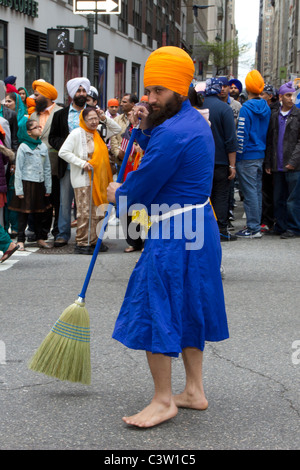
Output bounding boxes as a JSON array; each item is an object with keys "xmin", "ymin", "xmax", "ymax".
[{"xmin": 28, "ymin": 123, "xmax": 140, "ymax": 385}]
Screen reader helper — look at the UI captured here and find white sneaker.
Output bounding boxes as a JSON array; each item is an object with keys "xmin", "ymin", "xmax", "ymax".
[{"xmin": 235, "ymin": 228, "xmax": 262, "ymax": 238}]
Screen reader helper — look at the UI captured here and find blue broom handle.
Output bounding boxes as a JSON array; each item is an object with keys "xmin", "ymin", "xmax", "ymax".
[{"xmin": 78, "ymin": 125, "xmax": 139, "ymax": 301}]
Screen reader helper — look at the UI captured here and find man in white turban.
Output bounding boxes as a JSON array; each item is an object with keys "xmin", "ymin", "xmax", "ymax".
[
  {"xmin": 66, "ymin": 77, "xmax": 90, "ymax": 101},
  {"xmin": 49, "ymin": 77, "xmax": 90, "ymax": 247}
]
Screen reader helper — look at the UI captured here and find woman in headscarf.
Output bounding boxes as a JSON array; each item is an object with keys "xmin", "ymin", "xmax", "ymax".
[
  {"xmin": 18, "ymin": 87, "xmax": 29, "ymax": 114},
  {"xmin": 5, "ymin": 92, "xmax": 28, "ymax": 140},
  {"xmin": 58, "ymin": 107, "xmax": 113, "ymax": 254}
]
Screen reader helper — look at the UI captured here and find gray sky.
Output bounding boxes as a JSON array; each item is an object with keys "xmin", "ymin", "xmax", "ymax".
[{"xmin": 235, "ymin": 0, "xmax": 260, "ymax": 85}]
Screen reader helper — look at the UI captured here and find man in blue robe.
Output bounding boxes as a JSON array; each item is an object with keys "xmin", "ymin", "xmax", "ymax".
[{"xmin": 107, "ymin": 46, "xmax": 229, "ymax": 428}]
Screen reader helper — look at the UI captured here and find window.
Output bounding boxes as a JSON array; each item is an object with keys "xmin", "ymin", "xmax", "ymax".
[
  {"xmin": 146, "ymin": 0, "xmax": 153, "ymax": 48},
  {"xmin": 133, "ymin": 0, "xmax": 142, "ymax": 42},
  {"xmin": 99, "ymin": 14, "xmax": 110, "ymax": 26},
  {"xmin": 118, "ymin": 0, "xmax": 128, "ymax": 35},
  {"xmin": 115, "ymin": 59, "xmax": 126, "ymax": 100},
  {"xmin": 156, "ymin": 4, "xmax": 163, "ymax": 47},
  {"xmin": 0, "ymin": 22, "xmax": 7, "ymax": 80},
  {"xmin": 25, "ymin": 30, "xmax": 53, "ymax": 94}
]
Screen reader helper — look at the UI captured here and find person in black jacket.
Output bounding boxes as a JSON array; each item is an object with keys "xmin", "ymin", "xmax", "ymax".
[
  {"xmin": 265, "ymin": 81, "xmax": 300, "ymax": 238},
  {"xmin": 48, "ymin": 77, "xmax": 90, "ymax": 247},
  {"xmin": 201, "ymin": 78, "xmax": 238, "ymax": 242}
]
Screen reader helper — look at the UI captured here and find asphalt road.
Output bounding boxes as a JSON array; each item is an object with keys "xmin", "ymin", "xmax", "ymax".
[{"xmin": 0, "ymin": 202, "xmax": 299, "ymax": 451}]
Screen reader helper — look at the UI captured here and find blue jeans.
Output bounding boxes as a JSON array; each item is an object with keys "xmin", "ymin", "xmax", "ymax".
[
  {"xmin": 236, "ymin": 159, "xmax": 263, "ymax": 232},
  {"xmin": 57, "ymin": 169, "xmax": 74, "ymax": 242},
  {"xmin": 273, "ymin": 171, "xmax": 300, "ymax": 234}
]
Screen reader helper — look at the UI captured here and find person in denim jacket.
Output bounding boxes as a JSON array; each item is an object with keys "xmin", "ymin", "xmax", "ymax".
[{"xmin": 9, "ymin": 120, "xmax": 52, "ymax": 250}]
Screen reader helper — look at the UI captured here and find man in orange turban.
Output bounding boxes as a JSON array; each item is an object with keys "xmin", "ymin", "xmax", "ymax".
[
  {"xmin": 107, "ymin": 47, "xmax": 229, "ymax": 428},
  {"xmin": 32, "ymin": 80, "xmax": 58, "ymax": 101},
  {"xmin": 143, "ymin": 46, "xmax": 195, "ymax": 96},
  {"xmin": 133, "ymin": 46, "xmax": 195, "ymax": 129}
]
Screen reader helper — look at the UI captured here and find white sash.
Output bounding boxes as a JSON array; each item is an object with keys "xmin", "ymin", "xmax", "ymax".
[{"xmin": 150, "ymin": 198, "xmax": 210, "ymax": 224}]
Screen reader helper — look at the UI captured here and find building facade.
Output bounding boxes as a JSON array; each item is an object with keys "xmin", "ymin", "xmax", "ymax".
[
  {"xmin": 257, "ymin": 0, "xmax": 300, "ymax": 88},
  {"xmin": 0, "ymin": 0, "xmax": 181, "ymax": 106},
  {"xmin": 181, "ymin": 0, "xmax": 237, "ymax": 81}
]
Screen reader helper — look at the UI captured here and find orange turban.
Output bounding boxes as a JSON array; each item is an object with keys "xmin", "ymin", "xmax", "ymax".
[
  {"xmin": 26, "ymin": 97, "xmax": 36, "ymax": 116},
  {"xmin": 107, "ymin": 98, "xmax": 119, "ymax": 107},
  {"xmin": 140, "ymin": 95, "xmax": 149, "ymax": 102},
  {"xmin": 144, "ymin": 46, "xmax": 195, "ymax": 97},
  {"xmin": 32, "ymin": 80, "xmax": 58, "ymax": 100},
  {"xmin": 245, "ymin": 70, "xmax": 264, "ymax": 95}
]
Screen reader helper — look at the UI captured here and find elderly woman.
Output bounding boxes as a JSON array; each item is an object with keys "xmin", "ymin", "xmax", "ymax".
[{"xmin": 58, "ymin": 107, "xmax": 114, "ymax": 254}]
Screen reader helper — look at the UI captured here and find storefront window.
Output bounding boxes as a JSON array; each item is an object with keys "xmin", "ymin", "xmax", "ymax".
[
  {"xmin": 25, "ymin": 54, "xmax": 37, "ymax": 92},
  {"xmin": 115, "ymin": 59, "xmax": 126, "ymax": 101},
  {"xmin": 64, "ymin": 54, "xmax": 82, "ymax": 105},
  {"xmin": 25, "ymin": 30, "xmax": 53, "ymax": 94}
]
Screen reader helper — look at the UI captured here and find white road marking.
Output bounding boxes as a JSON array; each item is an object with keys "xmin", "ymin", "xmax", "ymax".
[{"xmin": 0, "ymin": 247, "xmax": 39, "ymax": 271}]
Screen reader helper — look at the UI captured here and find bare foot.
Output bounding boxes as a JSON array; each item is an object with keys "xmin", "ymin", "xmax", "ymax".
[
  {"xmin": 0, "ymin": 242, "xmax": 19, "ymax": 263},
  {"xmin": 37, "ymin": 239, "xmax": 51, "ymax": 249},
  {"xmin": 122, "ymin": 398, "xmax": 178, "ymax": 428},
  {"xmin": 173, "ymin": 390, "xmax": 208, "ymax": 410}
]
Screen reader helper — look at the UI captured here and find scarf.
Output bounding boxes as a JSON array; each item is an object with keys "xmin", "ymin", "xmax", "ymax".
[
  {"xmin": 17, "ymin": 120, "xmax": 42, "ymax": 150},
  {"xmin": 14, "ymin": 93, "xmax": 27, "ymax": 124},
  {"xmin": 79, "ymin": 111, "xmax": 113, "ymax": 206}
]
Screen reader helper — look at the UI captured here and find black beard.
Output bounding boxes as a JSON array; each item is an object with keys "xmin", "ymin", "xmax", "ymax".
[
  {"xmin": 35, "ymin": 97, "xmax": 48, "ymax": 113},
  {"xmin": 147, "ymin": 93, "xmax": 184, "ymax": 127},
  {"xmin": 73, "ymin": 95, "xmax": 87, "ymax": 108},
  {"xmin": 230, "ymin": 91, "xmax": 239, "ymax": 100}
]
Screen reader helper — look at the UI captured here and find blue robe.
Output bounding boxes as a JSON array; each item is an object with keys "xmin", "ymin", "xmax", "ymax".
[{"xmin": 113, "ymin": 99, "xmax": 229, "ymax": 357}]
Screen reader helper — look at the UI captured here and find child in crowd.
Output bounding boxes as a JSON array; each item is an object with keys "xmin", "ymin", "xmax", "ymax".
[{"xmin": 8, "ymin": 120, "xmax": 52, "ymax": 250}]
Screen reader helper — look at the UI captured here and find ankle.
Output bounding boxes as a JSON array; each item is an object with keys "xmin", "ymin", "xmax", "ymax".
[{"xmin": 152, "ymin": 394, "xmax": 175, "ymax": 409}]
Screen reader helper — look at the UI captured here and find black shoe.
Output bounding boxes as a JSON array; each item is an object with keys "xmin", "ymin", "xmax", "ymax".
[
  {"xmin": 54, "ymin": 238, "xmax": 68, "ymax": 247},
  {"xmin": 27, "ymin": 234, "xmax": 37, "ymax": 242},
  {"xmin": 220, "ymin": 231, "xmax": 237, "ymax": 242},
  {"xmin": 280, "ymin": 230, "xmax": 300, "ymax": 239},
  {"xmin": 100, "ymin": 243, "xmax": 109, "ymax": 252},
  {"xmin": 265, "ymin": 229, "xmax": 282, "ymax": 236},
  {"xmin": 74, "ymin": 245, "xmax": 93, "ymax": 255},
  {"xmin": 90, "ymin": 243, "xmax": 109, "ymax": 253}
]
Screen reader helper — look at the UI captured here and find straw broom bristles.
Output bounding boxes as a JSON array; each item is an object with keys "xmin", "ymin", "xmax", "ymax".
[
  {"xmin": 28, "ymin": 124, "xmax": 140, "ymax": 386},
  {"xmin": 28, "ymin": 300, "xmax": 91, "ymax": 385}
]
